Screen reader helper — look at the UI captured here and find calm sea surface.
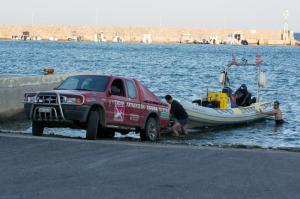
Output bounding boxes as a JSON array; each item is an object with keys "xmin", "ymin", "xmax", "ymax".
[{"xmin": 0, "ymin": 41, "xmax": 299, "ymax": 149}]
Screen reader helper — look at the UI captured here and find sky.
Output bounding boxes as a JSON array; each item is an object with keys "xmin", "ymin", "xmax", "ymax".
[{"xmin": 0, "ymin": 0, "xmax": 299, "ymax": 31}]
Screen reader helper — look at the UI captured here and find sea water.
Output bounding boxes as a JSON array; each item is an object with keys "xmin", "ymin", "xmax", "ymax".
[{"xmin": 0, "ymin": 41, "xmax": 299, "ymax": 148}]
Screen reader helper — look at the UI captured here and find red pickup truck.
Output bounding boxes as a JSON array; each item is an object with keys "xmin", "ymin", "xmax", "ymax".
[{"xmin": 24, "ymin": 75, "xmax": 170, "ymax": 141}]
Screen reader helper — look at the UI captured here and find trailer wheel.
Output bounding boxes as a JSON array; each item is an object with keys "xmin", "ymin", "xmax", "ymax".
[
  {"xmin": 32, "ymin": 121, "xmax": 44, "ymax": 136},
  {"xmin": 86, "ymin": 111, "xmax": 99, "ymax": 140},
  {"xmin": 140, "ymin": 117, "xmax": 159, "ymax": 141}
]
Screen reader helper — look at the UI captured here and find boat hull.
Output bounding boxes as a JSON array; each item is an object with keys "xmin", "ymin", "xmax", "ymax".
[{"xmin": 182, "ymin": 101, "xmax": 273, "ymax": 128}]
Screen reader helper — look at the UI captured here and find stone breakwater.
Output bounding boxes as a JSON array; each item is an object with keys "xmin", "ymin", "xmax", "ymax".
[
  {"xmin": 0, "ymin": 24, "xmax": 297, "ymax": 46},
  {"xmin": 0, "ymin": 74, "xmax": 69, "ymax": 120}
]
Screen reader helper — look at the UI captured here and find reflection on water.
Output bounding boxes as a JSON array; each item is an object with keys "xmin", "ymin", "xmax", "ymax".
[{"xmin": 0, "ymin": 41, "xmax": 299, "ymax": 148}]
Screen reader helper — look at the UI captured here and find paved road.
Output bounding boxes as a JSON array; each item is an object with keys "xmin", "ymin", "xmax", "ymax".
[{"xmin": 0, "ymin": 133, "xmax": 300, "ymax": 199}]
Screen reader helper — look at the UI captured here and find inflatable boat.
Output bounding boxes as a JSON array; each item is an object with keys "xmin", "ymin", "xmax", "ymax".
[
  {"xmin": 184, "ymin": 55, "xmax": 273, "ymax": 128},
  {"xmin": 183, "ymin": 101, "xmax": 272, "ymax": 128}
]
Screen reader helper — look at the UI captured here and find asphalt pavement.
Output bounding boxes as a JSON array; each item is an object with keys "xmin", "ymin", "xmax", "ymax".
[{"xmin": 0, "ymin": 133, "xmax": 300, "ymax": 199}]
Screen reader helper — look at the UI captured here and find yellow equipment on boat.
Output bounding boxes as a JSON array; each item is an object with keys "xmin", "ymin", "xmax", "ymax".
[{"xmin": 207, "ymin": 92, "xmax": 228, "ymax": 109}]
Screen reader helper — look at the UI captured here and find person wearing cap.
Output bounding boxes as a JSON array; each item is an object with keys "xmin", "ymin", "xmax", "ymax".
[
  {"xmin": 165, "ymin": 95, "xmax": 188, "ymax": 137},
  {"xmin": 259, "ymin": 101, "xmax": 283, "ymax": 125}
]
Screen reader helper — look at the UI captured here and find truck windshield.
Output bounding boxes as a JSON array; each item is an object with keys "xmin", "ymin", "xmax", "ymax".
[{"xmin": 57, "ymin": 76, "xmax": 109, "ymax": 92}]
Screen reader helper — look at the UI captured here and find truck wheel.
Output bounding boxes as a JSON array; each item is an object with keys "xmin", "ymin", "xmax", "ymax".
[
  {"xmin": 86, "ymin": 111, "xmax": 99, "ymax": 140},
  {"xmin": 140, "ymin": 117, "xmax": 159, "ymax": 141},
  {"xmin": 32, "ymin": 121, "xmax": 44, "ymax": 136}
]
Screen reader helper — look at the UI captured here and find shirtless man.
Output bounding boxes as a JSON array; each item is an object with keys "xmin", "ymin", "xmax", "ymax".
[{"xmin": 259, "ymin": 101, "xmax": 283, "ymax": 125}]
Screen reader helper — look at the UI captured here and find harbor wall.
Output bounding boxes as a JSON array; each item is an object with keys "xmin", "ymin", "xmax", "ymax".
[
  {"xmin": 0, "ymin": 24, "xmax": 295, "ymax": 45},
  {"xmin": 0, "ymin": 74, "xmax": 68, "ymax": 121}
]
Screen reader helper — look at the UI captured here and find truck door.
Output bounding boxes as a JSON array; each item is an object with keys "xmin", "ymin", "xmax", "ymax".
[
  {"xmin": 124, "ymin": 79, "xmax": 141, "ymax": 127},
  {"xmin": 106, "ymin": 78, "xmax": 127, "ymax": 126}
]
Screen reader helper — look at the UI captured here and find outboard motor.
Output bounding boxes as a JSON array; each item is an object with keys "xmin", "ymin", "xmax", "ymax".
[{"xmin": 235, "ymin": 84, "xmax": 252, "ymax": 107}]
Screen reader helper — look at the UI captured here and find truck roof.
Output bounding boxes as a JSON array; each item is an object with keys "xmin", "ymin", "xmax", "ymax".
[
  {"xmin": 71, "ymin": 74, "xmax": 132, "ymax": 80},
  {"xmin": 69, "ymin": 74, "xmax": 166, "ymax": 105}
]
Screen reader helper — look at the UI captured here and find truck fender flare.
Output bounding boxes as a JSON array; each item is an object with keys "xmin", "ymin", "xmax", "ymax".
[
  {"xmin": 88, "ymin": 103, "xmax": 106, "ymax": 127},
  {"xmin": 143, "ymin": 111, "xmax": 159, "ymax": 130}
]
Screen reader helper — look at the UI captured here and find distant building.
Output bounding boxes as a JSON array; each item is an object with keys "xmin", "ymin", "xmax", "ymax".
[
  {"xmin": 142, "ymin": 34, "xmax": 152, "ymax": 44},
  {"xmin": 223, "ymin": 32, "xmax": 248, "ymax": 45},
  {"xmin": 21, "ymin": 31, "xmax": 30, "ymax": 41},
  {"xmin": 94, "ymin": 33, "xmax": 106, "ymax": 42},
  {"xmin": 112, "ymin": 35, "xmax": 125, "ymax": 43},
  {"xmin": 208, "ymin": 34, "xmax": 220, "ymax": 45}
]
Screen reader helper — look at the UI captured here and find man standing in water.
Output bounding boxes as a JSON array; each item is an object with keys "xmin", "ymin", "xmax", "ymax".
[
  {"xmin": 165, "ymin": 95, "xmax": 188, "ymax": 137},
  {"xmin": 259, "ymin": 101, "xmax": 283, "ymax": 125}
]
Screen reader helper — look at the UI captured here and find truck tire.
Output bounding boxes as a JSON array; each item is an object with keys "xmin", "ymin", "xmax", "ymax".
[
  {"xmin": 32, "ymin": 121, "xmax": 44, "ymax": 136},
  {"xmin": 86, "ymin": 111, "xmax": 99, "ymax": 140},
  {"xmin": 140, "ymin": 117, "xmax": 159, "ymax": 141}
]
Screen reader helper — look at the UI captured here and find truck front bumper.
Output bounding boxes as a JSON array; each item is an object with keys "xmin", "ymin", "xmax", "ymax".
[{"xmin": 24, "ymin": 103, "xmax": 90, "ymax": 123}]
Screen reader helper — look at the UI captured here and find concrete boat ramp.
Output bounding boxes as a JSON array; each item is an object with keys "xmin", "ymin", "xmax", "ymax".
[{"xmin": 0, "ymin": 133, "xmax": 299, "ymax": 199}]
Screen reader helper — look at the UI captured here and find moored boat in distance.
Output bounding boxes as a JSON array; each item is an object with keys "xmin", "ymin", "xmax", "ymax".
[
  {"xmin": 223, "ymin": 32, "xmax": 248, "ymax": 45},
  {"xmin": 183, "ymin": 55, "xmax": 273, "ymax": 128}
]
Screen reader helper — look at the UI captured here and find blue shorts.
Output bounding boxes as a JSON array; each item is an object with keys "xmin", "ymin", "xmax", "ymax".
[{"xmin": 175, "ymin": 118, "xmax": 188, "ymax": 126}]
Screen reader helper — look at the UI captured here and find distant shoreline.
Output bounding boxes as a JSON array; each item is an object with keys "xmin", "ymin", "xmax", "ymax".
[{"xmin": 0, "ymin": 24, "xmax": 298, "ymax": 46}]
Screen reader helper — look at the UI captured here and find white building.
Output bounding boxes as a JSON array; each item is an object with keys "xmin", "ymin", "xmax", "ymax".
[{"xmin": 142, "ymin": 34, "xmax": 152, "ymax": 44}]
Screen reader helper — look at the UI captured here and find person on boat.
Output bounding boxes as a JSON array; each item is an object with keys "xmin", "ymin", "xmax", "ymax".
[
  {"xmin": 230, "ymin": 94, "xmax": 238, "ymax": 108},
  {"xmin": 165, "ymin": 95, "xmax": 188, "ymax": 137},
  {"xmin": 221, "ymin": 86, "xmax": 237, "ymax": 108},
  {"xmin": 259, "ymin": 101, "xmax": 283, "ymax": 125}
]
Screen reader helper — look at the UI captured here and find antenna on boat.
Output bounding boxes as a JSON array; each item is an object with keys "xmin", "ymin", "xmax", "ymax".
[
  {"xmin": 206, "ymin": 88, "xmax": 208, "ymax": 98},
  {"xmin": 256, "ymin": 54, "xmax": 263, "ymax": 103}
]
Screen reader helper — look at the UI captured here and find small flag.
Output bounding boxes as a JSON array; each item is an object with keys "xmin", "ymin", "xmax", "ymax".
[
  {"xmin": 256, "ymin": 54, "xmax": 262, "ymax": 65},
  {"xmin": 231, "ymin": 54, "xmax": 238, "ymax": 65}
]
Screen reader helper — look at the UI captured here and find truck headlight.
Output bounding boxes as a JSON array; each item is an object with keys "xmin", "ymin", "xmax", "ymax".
[
  {"xmin": 61, "ymin": 95, "xmax": 84, "ymax": 105},
  {"xmin": 24, "ymin": 94, "xmax": 37, "ymax": 103}
]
